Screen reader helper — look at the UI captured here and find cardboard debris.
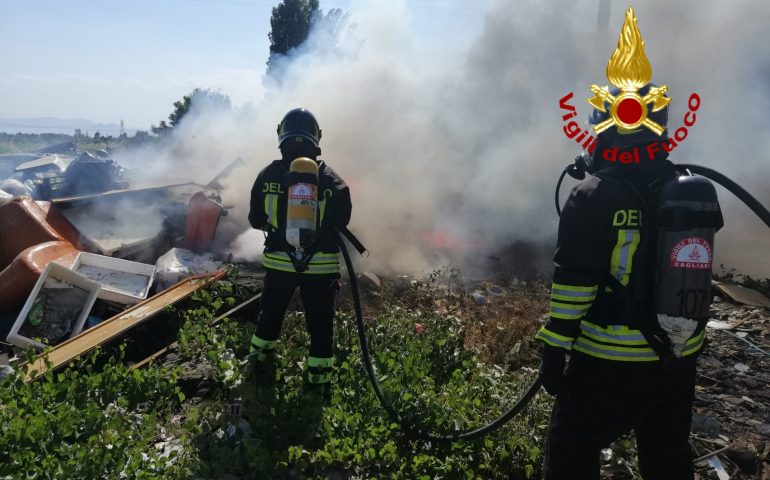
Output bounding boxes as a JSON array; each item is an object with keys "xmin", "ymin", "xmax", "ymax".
[{"xmin": 713, "ymin": 281, "xmax": 770, "ymax": 308}]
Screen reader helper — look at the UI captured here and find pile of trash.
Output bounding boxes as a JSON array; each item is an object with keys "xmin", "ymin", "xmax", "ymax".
[
  {"xmin": 0, "ymin": 149, "xmax": 233, "ymax": 365},
  {"xmin": 0, "ymin": 150, "xmax": 127, "ymax": 200}
]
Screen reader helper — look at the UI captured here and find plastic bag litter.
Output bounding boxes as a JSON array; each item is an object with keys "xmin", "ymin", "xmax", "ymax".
[
  {"xmin": 154, "ymin": 248, "xmax": 220, "ymax": 290},
  {"xmin": 0, "ymin": 178, "xmax": 34, "ymax": 197},
  {"xmin": 0, "ymin": 189, "xmax": 11, "ymax": 206}
]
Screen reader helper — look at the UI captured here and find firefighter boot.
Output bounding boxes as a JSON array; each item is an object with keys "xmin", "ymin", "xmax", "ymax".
[
  {"xmin": 248, "ymin": 335, "xmax": 279, "ymax": 384},
  {"xmin": 303, "ymin": 356, "xmax": 334, "ymax": 402}
]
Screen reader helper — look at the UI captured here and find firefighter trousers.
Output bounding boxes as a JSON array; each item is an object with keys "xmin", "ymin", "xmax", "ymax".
[
  {"xmin": 543, "ymin": 352, "xmax": 697, "ymax": 480},
  {"xmin": 254, "ymin": 268, "xmax": 338, "ymax": 362}
]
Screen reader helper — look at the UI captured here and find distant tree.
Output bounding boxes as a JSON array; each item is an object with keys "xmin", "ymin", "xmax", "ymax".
[
  {"xmin": 267, "ymin": 0, "xmax": 320, "ymax": 76},
  {"xmin": 151, "ymin": 120, "xmax": 170, "ymax": 136},
  {"xmin": 152, "ymin": 88, "xmax": 231, "ymax": 135},
  {"xmin": 268, "ymin": 0, "xmax": 319, "ymax": 56}
]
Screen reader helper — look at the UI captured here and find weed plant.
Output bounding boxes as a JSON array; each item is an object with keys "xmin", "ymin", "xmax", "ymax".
[{"xmin": 0, "ymin": 280, "xmax": 551, "ymax": 479}]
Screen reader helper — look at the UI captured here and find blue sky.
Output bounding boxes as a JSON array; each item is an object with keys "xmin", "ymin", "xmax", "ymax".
[{"xmin": 0, "ymin": 0, "xmax": 494, "ymax": 129}]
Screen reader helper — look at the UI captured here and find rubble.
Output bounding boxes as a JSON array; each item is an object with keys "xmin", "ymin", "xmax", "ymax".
[
  {"xmin": 471, "ymin": 291, "xmax": 486, "ymax": 305},
  {"xmin": 692, "ymin": 294, "xmax": 770, "ymax": 479},
  {"xmin": 357, "ymin": 272, "xmax": 381, "ymax": 291}
]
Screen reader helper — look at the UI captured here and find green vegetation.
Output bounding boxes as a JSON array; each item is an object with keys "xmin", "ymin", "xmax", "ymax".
[
  {"xmin": 151, "ymin": 88, "xmax": 232, "ymax": 136},
  {"xmin": 0, "ymin": 279, "xmax": 551, "ymax": 479},
  {"xmin": 268, "ymin": 0, "xmax": 320, "ymax": 57},
  {"xmin": 0, "ymin": 133, "xmax": 72, "ymax": 154}
]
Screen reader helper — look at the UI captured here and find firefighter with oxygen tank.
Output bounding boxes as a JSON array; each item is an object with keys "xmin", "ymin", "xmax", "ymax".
[
  {"xmin": 536, "ymin": 7, "xmax": 722, "ymax": 479},
  {"xmin": 248, "ymin": 108, "xmax": 352, "ymax": 394}
]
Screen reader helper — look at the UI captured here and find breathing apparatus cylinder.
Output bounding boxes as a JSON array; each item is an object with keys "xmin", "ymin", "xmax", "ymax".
[
  {"xmin": 653, "ymin": 175, "xmax": 720, "ymax": 356},
  {"xmin": 286, "ymin": 157, "xmax": 319, "ymax": 253}
]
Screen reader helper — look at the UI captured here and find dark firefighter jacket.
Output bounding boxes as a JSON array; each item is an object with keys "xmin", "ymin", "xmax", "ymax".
[
  {"xmin": 536, "ymin": 161, "xmax": 723, "ymax": 362},
  {"xmin": 248, "ymin": 159, "xmax": 351, "ymax": 274}
]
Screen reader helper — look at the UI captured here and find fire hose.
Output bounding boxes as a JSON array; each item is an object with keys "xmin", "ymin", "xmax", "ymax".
[
  {"xmin": 555, "ymin": 161, "xmax": 770, "ymax": 228},
  {"xmin": 335, "ymin": 228, "xmax": 543, "ymax": 442}
]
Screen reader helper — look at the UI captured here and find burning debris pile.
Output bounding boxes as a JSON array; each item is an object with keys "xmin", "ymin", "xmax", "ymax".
[{"xmin": 0, "ymin": 147, "xmax": 235, "ymax": 364}]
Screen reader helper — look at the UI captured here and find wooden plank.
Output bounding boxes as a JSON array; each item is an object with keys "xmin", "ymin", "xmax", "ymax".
[
  {"xmin": 51, "ymin": 182, "xmax": 197, "ymax": 206},
  {"xmin": 23, "ymin": 271, "xmax": 226, "ymax": 381}
]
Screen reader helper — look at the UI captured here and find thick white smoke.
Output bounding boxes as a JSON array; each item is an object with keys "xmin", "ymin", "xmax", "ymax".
[{"xmin": 116, "ymin": 0, "xmax": 770, "ymax": 278}]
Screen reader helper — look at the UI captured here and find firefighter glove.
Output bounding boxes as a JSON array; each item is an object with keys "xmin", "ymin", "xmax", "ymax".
[{"xmin": 539, "ymin": 345, "xmax": 567, "ymax": 396}]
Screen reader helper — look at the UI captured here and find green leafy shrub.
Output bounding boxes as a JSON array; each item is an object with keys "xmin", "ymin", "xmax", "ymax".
[{"xmin": 0, "ymin": 280, "xmax": 550, "ymax": 479}]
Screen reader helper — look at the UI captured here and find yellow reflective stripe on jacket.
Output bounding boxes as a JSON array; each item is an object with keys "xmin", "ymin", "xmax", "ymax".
[
  {"xmin": 550, "ymin": 301, "xmax": 592, "ymax": 320},
  {"xmin": 609, "ymin": 229, "xmax": 641, "ymax": 287},
  {"xmin": 263, "ymin": 251, "xmax": 340, "ymax": 274},
  {"xmin": 681, "ymin": 329, "xmax": 706, "ymax": 356},
  {"xmin": 573, "ymin": 336, "xmax": 659, "ymax": 361},
  {"xmin": 551, "ymin": 283, "xmax": 597, "ymax": 302},
  {"xmin": 552, "ymin": 283, "xmax": 598, "ymax": 294},
  {"xmin": 579, "ymin": 321, "xmax": 649, "ymax": 346},
  {"xmin": 549, "ymin": 283, "xmax": 596, "ymax": 319},
  {"xmin": 574, "ymin": 328, "xmax": 706, "ymax": 361},
  {"xmin": 535, "ymin": 327, "xmax": 575, "ymax": 350},
  {"xmin": 264, "ymin": 193, "xmax": 279, "ymax": 229}
]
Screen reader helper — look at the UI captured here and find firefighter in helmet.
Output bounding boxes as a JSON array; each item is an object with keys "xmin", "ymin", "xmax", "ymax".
[
  {"xmin": 537, "ymin": 8, "xmax": 722, "ymax": 479},
  {"xmin": 248, "ymin": 108, "xmax": 351, "ymax": 393}
]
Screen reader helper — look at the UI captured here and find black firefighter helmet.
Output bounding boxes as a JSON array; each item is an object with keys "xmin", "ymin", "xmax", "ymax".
[
  {"xmin": 582, "ymin": 83, "xmax": 670, "ymax": 174},
  {"xmin": 277, "ymin": 108, "xmax": 322, "ymax": 148}
]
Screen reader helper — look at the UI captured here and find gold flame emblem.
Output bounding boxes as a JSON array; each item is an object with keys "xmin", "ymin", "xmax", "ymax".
[{"xmin": 588, "ymin": 6, "xmax": 670, "ymax": 135}]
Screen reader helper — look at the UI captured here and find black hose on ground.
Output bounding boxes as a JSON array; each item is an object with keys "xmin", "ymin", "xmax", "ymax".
[{"xmin": 335, "ymin": 229, "xmax": 543, "ymax": 443}]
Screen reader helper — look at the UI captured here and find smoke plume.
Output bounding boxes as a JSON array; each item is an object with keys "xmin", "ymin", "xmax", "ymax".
[{"xmin": 116, "ymin": 0, "xmax": 770, "ymax": 279}]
